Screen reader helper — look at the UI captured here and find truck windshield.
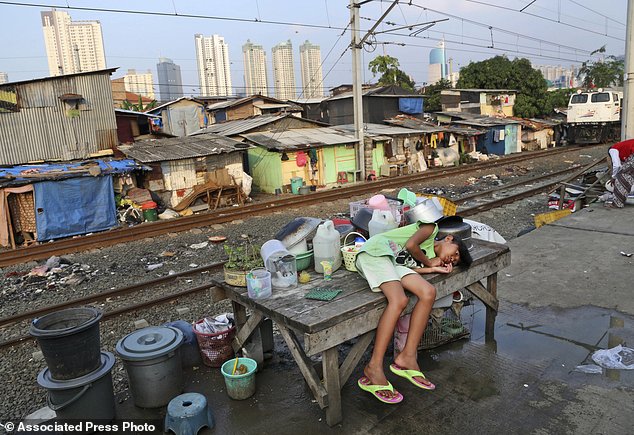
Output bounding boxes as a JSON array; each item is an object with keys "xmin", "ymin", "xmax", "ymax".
[
  {"xmin": 570, "ymin": 94, "xmax": 588, "ymax": 104},
  {"xmin": 591, "ymin": 93, "xmax": 611, "ymax": 103}
]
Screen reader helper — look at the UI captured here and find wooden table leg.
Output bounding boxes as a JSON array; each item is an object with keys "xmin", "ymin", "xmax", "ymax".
[
  {"xmin": 485, "ymin": 272, "xmax": 498, "ymax": 340},
  {"xmin": 323, "ymin": 347, "xmax": 342, "ymax": 426}
]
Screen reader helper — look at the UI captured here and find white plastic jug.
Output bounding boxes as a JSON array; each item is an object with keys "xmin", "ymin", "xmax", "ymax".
[
  {"xmin": 369, "ymin": 209, "xmax": 398, "ymax": 238},
  {"xmin": 313, "ymin": 220, "xmax": 342, "ymax": 273}
]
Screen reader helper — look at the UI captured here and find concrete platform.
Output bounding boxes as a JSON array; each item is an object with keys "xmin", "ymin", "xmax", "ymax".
[{"xmin": 112, "ymin": 203, "xmax": 634, "ymax": 434}]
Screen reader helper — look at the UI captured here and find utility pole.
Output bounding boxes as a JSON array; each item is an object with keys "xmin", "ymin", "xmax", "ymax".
[
  {"xmin": 350, "ymin": 0, "xmax": 365, "ymax": 181},
  {"xmin": 622, "ymin": 0, "xmax": 634, "ymax": 140}
]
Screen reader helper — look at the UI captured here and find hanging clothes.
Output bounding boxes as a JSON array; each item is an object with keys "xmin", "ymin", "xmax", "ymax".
[
  {"xmin": 308, "ymin": 148, "xmax": 318, "ymax": 165},
  {"xmin": 296, "ymin": 151, "xmax": 307, "ymax": 167},
  {"xmin": 430, "ymin": 134, "xmax": 437, "ymax": 148},
  {"xmin": 499, "ymin": 129, "xmax": 505, "ymax": 140}
]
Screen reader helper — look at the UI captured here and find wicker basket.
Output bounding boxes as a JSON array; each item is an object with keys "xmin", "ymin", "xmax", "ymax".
[
  {"xmin": 341, "ymin": 232, "xmax": 366, "ymax": 272},
  {"xmin": 193, "ymin": 320, "xmax": 236, "ymax": 367}
]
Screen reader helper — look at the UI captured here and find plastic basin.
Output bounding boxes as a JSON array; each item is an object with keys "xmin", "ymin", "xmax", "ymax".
[{"xmin": 221, "ymin": 357, "xmax": 257, "ymax": 400}]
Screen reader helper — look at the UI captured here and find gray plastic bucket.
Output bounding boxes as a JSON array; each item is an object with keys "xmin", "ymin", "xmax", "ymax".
[
  {"xmin": 30, "ymin": 307, "xmax": 102, "ymax": 380},
  {"xmin": 37, "ymin": 351, "xmax": 116, "ymax": 423},
  {"xmin": 116, "ymin": 326, "xmax": 184, "ymax": 408}
]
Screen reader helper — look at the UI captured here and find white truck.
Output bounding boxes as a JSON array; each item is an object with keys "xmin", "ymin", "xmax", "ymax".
[{"xmin": 567, "ymin": 89, "xmax": 622, "ymax": 144}]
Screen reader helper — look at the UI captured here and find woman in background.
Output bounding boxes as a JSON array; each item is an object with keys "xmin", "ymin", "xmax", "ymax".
[{"xmin": 606, "ymin": 139, "xmax": 634, "ymax": 208}]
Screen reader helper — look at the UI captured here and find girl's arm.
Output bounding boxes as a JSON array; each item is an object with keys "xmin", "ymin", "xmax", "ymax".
[
  {"xmin": 413, "ymin": 264, "xmax": 453, "ymax": 275},
  {"xmin": 405, "ymin": 223, "xmax": 442, "ymax": 267}
]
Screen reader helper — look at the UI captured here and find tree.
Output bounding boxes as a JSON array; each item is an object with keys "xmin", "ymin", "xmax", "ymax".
[
  {"xmin": 542, "ymin": 88, "xmax": 573, "ymax": 114},
  {"xmin": 121, "ymin": 96, "xmax": 158, "ymax": 112},
  {"xmin": 420, "ymin": 78, "xmax": 452, "ymax": 112},
  {"xmin": 368, "ymin": 55, "xmax": 415, "ymax": 91},
  {"xmin": 456, "ymin": 55, "xmax": 548, "ymax": 118},
  {"xmin": 577, "ymin": 46, "xmax": 624, "ymax": 89}
]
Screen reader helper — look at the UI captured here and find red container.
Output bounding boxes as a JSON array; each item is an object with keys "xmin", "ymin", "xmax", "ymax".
[{"xmin": 141, "ymin": 201, "xmax": 157, "ymax": 210}]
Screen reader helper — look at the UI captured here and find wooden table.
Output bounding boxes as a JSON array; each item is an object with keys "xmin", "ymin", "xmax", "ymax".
[{"xmin": 214, "ymin": 239, "xmax": 510, "ymax": 426}]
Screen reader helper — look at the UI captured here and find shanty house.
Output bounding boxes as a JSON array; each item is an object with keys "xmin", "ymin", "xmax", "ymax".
[
  {"xmin": 146, "ymin": 97, "xmax": 208, "ymax": 137},
  {"xmin": 120, "ymin": 134, "xmax": 250, "ymax": 207},
  {"xmin": 319, "ymin": 85, "xmax": 424, "ymax": 125},
  {"xmin": 190, "ymin": 113, "xmax": 327, "ymax": 139},
  {"xmin": 440, "ymin": 89, "xmax": 516, "ymax": 117},
  {"xmin": 207, "ymin": 95, "xmax": 303, "ymax": 124},
  {"xmin": 0, "ymin": 68, "xmax": 119, "ymax": 165},
  {"xmin": 115, "ymin": 109, "xmax": 164, "ymax": 144},
  {"xmin": 240, "ymin": 127, "xmax": 359, "ymax": 193}
]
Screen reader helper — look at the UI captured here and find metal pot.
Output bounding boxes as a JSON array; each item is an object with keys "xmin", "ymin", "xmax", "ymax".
[
  {"xmin": 437, "ymin": 216, "xmax": 473, "ymax": 250},
  {"xmin": 404, "ymin": 198, "xmax": 443, "ymax": 224}
]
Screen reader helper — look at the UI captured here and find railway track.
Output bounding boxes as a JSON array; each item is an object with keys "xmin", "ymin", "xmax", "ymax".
[
  {"xmin": 0, "ymin": 159, "xmax": 596, "ymax": 350},
  {"xmin": 0, "ymin": 145, "xmax": 599, "ymax": 267}
]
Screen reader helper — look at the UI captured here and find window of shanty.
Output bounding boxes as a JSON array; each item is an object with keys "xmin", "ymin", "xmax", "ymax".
[{"xmin": 0, "ymin": 86, "xmax": 19, "ymax": 113}]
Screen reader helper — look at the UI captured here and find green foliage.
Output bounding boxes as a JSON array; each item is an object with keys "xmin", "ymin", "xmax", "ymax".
[
  {"xmin": 223, "ymin": 242, "xmax": 263, "ymax": 271},
  {"xmin": 368, "ymin": 55, "xmax": 415, "ymax": 91},
  {"xmin": 420, "ymin": 78, "xmax": 452, "ymax": 112},
  {"xmin": 542, "ymin": 88, "xmax": 573, "ymax": 113},
  {"xmin": 577, "ymin": 46, "xmax": 624, "ymax": 89},
  {"xmin": 121, "ymin": 96, "xmax": 158, "ymax": 112},
  {"xmin": 456, "ymin": 55, "xmax": 548, "ymax": 118}
]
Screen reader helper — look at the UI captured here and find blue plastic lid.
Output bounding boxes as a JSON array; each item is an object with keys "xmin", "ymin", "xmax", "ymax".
[{"xmin": 116, "ymin": 326, "xmax": 183, "ymax": 361}]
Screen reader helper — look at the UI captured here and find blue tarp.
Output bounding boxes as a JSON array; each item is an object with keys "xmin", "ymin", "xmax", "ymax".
[
  {"xmin": 399, "ymin": 97, "xmax": 423, "ymax": 115},
  {"xmin": 34, "ymin": 176, "xmax": 117, "ymax": 241},
  {"xmin": 0, "ymin": 159, "xmax": 148, "ymax": 187}
]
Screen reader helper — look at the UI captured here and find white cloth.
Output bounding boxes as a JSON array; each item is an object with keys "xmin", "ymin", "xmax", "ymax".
[
  {"xmin": 609, "ymin": 148, "xmax": 622, "ymax": 176},
  {"xmin": 464, "ymin": 219, "xmax": 507, "ymax": 244}
]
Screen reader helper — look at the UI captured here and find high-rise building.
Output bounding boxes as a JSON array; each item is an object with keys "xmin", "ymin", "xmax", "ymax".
[
  {"xmin": 428, "ymin": 40, "xmax": 448, "ymax": 85},
  {"xmin": 157, "ymin": 57, "xmax": 183, "ymax": 101},
  {"xmin": 534, "ymin": 64, "xmax": 578, "ymax": 88},
  {"xmin": 123, "ymin": 69, "xmax": 155, "ymax": 99},
  {"xmin": 0, "ymin": 72, "xmax": 8, "ymax": 84},
  {"xmin": 41, "ymin": 9, "xmax": 106, "ymax": 76},
  {"xmin": 272, "ymin": 40, "xmax": 296, "ymax": 100},
  {"xmin": 242, "ymin": 40, "xmax": 268, "ymax": 96},
  {"xmin": 299, "ymin": 40, "xmax": 324, "ymax": 98},
  {"xmin": 195, "ymin": 34, "xmax": 233, "ymax": 97}
]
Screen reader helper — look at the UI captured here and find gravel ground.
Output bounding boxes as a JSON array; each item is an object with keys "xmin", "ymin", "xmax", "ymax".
[{"xmin": 0, "ymin": 144, "xmax": 609, "ymax": 419}]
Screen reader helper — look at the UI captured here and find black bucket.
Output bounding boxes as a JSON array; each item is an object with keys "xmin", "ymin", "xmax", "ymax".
[{"xmin": 30, "ymin": 307, "xmax": 102, "ymax": 380}]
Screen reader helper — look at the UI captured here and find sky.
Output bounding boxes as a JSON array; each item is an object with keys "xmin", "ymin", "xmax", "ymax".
[{"xmin": 0, "ymin": 0, "xmax": 628, "ymax": 96}]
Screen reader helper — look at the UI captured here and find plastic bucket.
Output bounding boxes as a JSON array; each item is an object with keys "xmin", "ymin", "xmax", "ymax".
[
  {"xmin": 30, "ymin": 307, "xmax": 102, "ymax": 380},
  {"xmin": 260, "ymin": 239, "xmax": 288, "ymax": 269},
  {"xmin": 37, "ymin": 351, "xmax": 116, "ymax": 424},
  {"xmin": 221, "ymin": 357, "xmax": 257, "ymax": 400},
  {"xmin": 290, "ymin": 177, "xmax": 303, "ymax": 194},
  {"xmin": 143, "ymin": 208, "xmax": 158, "ymax": 222},
  {"xmin": 246, "ymin": 269, "xmax": 272, "ymax": 299}
]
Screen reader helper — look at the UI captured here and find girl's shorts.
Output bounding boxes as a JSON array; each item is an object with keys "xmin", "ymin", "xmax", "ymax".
[{"xmin": 355, "ymin": 252, "xmax": 416, "ymax": 292}]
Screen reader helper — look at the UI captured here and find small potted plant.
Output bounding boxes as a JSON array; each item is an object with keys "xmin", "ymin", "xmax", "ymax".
[{"xmin": 223, "ymin": 242, "xmax": 264, "ymax": 287}]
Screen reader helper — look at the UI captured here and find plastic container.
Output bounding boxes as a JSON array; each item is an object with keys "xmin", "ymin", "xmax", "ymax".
[
  {"xmin": 141, "ymin": 201, "xmax": 158, "ymax": 222},
  {"xmin": 37, "ymin": 351, "xmax": 116, "ymax": 424},
  {"xmin": 29, "ymin": 307, "xmax": 103, "ymax": 380},
  {"xmin": 349, "ymin": 198, "xmax": 403, "ymax": 224},
  {"xmin": 192, "ymin": 320, "xmax": 235, "ymax": 368},
  {"xmin": 221, "ymin": 357, "xmax": 257, "ymax": 400},
  {"xmin": 246, "ymin": 268, "xmax": 272, "ymax": 299},
  {"xmin": 290, "ymin": 177, "xmax": 303, "ymax": 194},
  {"xmin": 368, "ymin": 194, "xmax": 390, "ymax": 210},
  {"xmin": 116, "ymin": 326, "xmax": 184, "ymax": 408},
  {"xmin": 313, "ymin": 220, "xmax": 342, "ymax": 274},
  {"xmin": 369, "ymin": 209, "xmax": 399, "ymax": 237},
  {"xmin": 260, "ymin": 239, "xmax": 288, "ymax": 271},
  {"xmin": 294, "ymin": 250, "xmax": 314, "ymax": 271},
  {"xmin": 270, "ymin": 254, "xmax": 297, "ymax": 288},
  {"xmin": 341, "ymin": 232, "xmax": 366, "ymax": 272}
]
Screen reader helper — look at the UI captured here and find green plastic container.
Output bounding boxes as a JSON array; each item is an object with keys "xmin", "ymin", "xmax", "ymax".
[
  {"xmin": 290, "ymin": 177, "xmax": 303, "ymax": 195},
  {"xmin": 294, "ymin": 250, "xmax": 314, "ymax": 271},
  {"xmin": 221, "ymin": 357, "xmax": 257, "ymax": 400},
  {"xmin": 143, "ymin": 208, "xmax": 158, "ymax": 222}
]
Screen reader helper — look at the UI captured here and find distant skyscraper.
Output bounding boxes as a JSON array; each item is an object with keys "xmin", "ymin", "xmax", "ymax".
[
  {"xmin": 272, "ymin": 40, "xmax": 296, "ymax": 100},
  {"xmin": 299, "ymin": 40, "xmax": 324, "ymax": 98},
  {"xmin": 195, "ymin": 34, "xmax": 233, "ymax": 97},
  {"xmin": 0, "ymin": 72, "xmax": 8, "ymax": 84},
  {"xmin": 534, "ymin": 64, "xmax": 578, "ymax": 88},
  {"xmin": 242, "ymin": 40, "xmax": 268, "ymax": 96},
  {"xmin": 157, "ymin": 57, "xmax": 183, "ymax": 101},
  {"xmin": 428, "ymin": 40, "xmax": 448, "ymax": 85},
  {"xmin": 123, "ymin": 69, "xmax": 155, "ymax": 99},
  {"xmin": 41, "ymin": 9, "xmax": 106, "ymax": 76}
]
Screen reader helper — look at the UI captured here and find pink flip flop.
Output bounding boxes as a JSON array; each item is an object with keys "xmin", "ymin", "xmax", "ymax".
[{"xmin": 358, "ymin": 376, "xmax": 404, "ymax": 404}]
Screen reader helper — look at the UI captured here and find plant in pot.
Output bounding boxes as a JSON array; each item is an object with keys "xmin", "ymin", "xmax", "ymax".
[{"xmin": 223, "ymin": 242, "xmax": 264, "ymax": 287}]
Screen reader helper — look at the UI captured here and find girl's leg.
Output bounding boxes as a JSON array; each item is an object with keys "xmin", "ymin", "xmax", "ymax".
[
  {"xmin": 364, "ymin": 280, "xmax": 409, "ymax": 398},
  {"xmin": 393, "ymin": 273, "xmax": 436, "ymax": 387}
]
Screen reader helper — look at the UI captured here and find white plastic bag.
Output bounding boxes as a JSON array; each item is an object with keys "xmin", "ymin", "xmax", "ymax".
[{"xmin": 591, "ymin": 345, "xmax": 634, "ymax": 370}]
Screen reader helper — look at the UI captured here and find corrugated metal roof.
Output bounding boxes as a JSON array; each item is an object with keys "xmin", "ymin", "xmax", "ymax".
[
  {"xmin": 1, "ymin": 68, "xmax": 118, "ymax": 86},
  {"xmin": 241, "ymin": 127, "xmax": 357, "ymax": 151},
  {"xmin": 333, "ymin": 123, "xmax": 431, "ymax": 136},
  {"xmin": 326, "ymin": 85, "xmax": 420, "ymax": 101},
  {"xmin": 115, "ymin": 108, "xmax": 161, "ymax": 118},
  {"xmin": 384, "ymin": 118, "xmax": 445, "ymax": 133},
  {"xmin": 147, "ymin": 97, "xmax": 204, "ymax": 114},
  {"xmin": 120, "ymin": 134, "xmax": 249, "ymax": 163},
  {"xmin": 207, "ymin": 95, "xmax": 302, "ymax": 111},
  {"xmin": 190, "ymin": 114, "xmax": 288, "ymax": 136}
]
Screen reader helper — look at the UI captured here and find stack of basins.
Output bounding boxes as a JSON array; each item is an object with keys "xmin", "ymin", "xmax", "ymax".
[{"xmin": 30, "ymin": 307, "xmax": 116, "ymax": 423}]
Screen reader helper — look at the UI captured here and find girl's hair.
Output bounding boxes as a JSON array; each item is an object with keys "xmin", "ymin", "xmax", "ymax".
[{"xmin": 451, "ymin": 235, "xmax": 473, "ymax": 267}]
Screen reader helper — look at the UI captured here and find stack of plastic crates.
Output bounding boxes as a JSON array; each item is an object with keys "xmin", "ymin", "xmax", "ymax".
[
  {"xmin": 349, "ymin": 198, "xmax": 404, "ymax": 224},
  {"xmin": 419, "ymin": 307, "xmax": 470, "ymax": 350}
]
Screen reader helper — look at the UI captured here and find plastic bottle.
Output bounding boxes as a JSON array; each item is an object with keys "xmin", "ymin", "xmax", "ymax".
[
  {"xmin": 368, "ymin": 209, "xmax": 398, "ymax": 238},
  {"xmin": 313, "ymin": 220, "xmax": 342, "ymax": 273}
]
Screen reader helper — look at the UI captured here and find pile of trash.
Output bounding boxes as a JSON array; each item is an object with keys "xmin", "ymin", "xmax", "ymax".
[{"xmin": 1, "ymin": 256, "xmax": 97, "ymax": 301}]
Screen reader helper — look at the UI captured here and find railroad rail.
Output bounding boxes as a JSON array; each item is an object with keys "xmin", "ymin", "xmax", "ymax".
[
  {"xmin": 0, "ymin": 161, "xmax": 596, "ymax": 350},
  {"xmin": 0, "ymin": 145, "xmax": 601, "ymax": 268}
]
